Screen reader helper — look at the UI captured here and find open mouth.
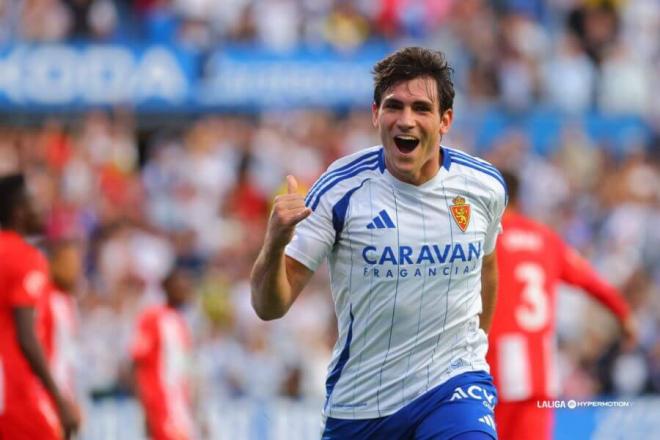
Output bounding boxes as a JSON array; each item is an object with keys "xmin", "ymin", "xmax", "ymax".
[{"xmin": 393, "ymin": 135, "xmax": 420, "ymax": 153}]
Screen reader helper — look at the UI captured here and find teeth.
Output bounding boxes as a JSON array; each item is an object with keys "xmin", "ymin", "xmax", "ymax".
[{"xmin": 396, "ymin": 135, "xmax": 418, "ymax": 140}]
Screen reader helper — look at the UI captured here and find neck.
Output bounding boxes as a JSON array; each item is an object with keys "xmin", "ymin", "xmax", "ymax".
[
  {"xmin": 505, "ymin": 202, "xmax": 520, "ymax": 215},
  {"xmin": 167, "ymin": 300, "xmax": 181, "ymax": 309},
  {"xmin": 385, "ymin": 147, "xmax": 442, "ymax": 186}
]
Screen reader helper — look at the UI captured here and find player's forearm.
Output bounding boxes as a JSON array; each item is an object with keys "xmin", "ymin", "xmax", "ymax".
[
  {"xmin": 250, "ymin": 240, "xmax": 294, "ymax": 321},
  {"xmin": 13, "ymin": 308, "xmax": 66, "ymax": 406},
  {"xmin": 581, "ymin": 277, "xmax": 630, "ymax": 321},
  {"xmin": 479, "ymin": 253, "xmax": 498, "ymax": 333},
  {"xmin": 251, "ymin": 175, "xmax": 313, "ymax": 320}
]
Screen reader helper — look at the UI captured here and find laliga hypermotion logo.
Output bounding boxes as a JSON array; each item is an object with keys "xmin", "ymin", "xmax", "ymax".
[{"xmin": 450, "ymin": 196, "xmax": 471, "ymax": 232}]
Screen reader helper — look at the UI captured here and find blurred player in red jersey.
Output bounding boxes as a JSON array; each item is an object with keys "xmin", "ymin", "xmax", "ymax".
[
  {"xmin": 131, "ymin": 266, "xmax": 195, "ymax": 440},
  {"xmin": 42, "ymin": 240, "xmax": 83, "ymax": 408},
  {"xmin": 487, "ymin": 171, "xmax": 638, "ymax": 440},
  {"xmin": 0, "ymin": 174, "xmax": 80, "ymax": 439}
]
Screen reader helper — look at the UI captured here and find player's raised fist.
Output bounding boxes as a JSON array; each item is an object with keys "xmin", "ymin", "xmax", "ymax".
[{"xmin": 267, "ymin": 175, "xmax": 312, "ymax": 248}]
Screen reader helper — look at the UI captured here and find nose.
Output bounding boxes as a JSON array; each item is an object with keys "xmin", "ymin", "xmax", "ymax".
[{"xmin": 396, "ymin": 107, "xmax": 415, "ymax": 131}]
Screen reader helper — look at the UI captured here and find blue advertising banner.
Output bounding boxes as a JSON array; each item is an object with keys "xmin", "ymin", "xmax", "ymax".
[
  {"xmin": 0, "ymin": 44, "xmax": 198, "ymax": 110},
  {"xmin": 0, "ymin": 43, "xmax": 389, "ymax": 111},
  {"xmin": 197, "ymin": 46, "xmax": 387, "ymax": 109}
]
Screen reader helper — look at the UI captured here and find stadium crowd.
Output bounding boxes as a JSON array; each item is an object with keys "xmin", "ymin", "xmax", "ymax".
[{"xmin": 0, "ymin": 0, "xmax": 658, "ymax": 426}]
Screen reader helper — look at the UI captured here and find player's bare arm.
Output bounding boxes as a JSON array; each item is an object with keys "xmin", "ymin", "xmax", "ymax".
[
  {"xmin": 620, "ymin": 315, "xmax": 639, "ymax": 350},
  {"xmin": 14, "ymin": 307, "xmax": 80, "ymax": 439},
  {"xmin": 479, "ymin": 252, "xmax": 498, "ymax": 333},
  {"xmin": 250, "ymin": 175, "xmax": 314, "ymax": 320}
]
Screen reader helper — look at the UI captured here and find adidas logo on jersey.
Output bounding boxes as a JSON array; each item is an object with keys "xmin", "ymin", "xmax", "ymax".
[
  {"xmin": 479, "ymin": 415, "xmax": 496, "ymax": 429},
  {"xmin": 366, "ymin": 210, "xmax": 396, "ymax": 229}
]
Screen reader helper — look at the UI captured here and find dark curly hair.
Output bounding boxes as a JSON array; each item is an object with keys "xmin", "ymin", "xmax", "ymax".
[
  {"xmin": 372, "ymin": 47, "xmax": 455, "ymax": 113},
  {"xmin": 0, "ymin": 174, "xmax": 26, "ymax": 227}
]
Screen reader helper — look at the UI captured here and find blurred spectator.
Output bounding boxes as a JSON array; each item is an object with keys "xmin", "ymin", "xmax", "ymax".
[
  {"xmin": 0, "ymin": 0, "xmax": 20, "ymax": 42},
  {"xmin": 598, "ymin": 42, "xmax": 653, "ymax": 114},
  {"xmin": 567, "ymin": 0, "xmax": 621, "ymax": 66},
  {"xmin": 254, "ymin": 0, "xmax": 301, "ymax": 51},
  {"xmin": 21, "ymin": 0, "xmax": 72, "ymax": 41},
  {"xmin": 323, "ymin": 1, "xmax": 371, "ymax": 50},
  {"xmin": 543, "ymin": 33, "xmax": 596, "ymax": 113},
  {"xmin": 64, "ymin": 0, "xmax": 119, "ymax": 40}
]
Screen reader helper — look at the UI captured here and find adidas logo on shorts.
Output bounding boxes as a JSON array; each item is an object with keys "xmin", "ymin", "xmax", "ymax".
[{"xmin": 479, "ymin": 415, "xmax": 496, "ymax": 429}]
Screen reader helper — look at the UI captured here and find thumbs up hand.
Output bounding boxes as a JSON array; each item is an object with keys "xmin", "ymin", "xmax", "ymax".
[
  {"xmin": 266, "ymin": 175, "xmax": 312, "ymax": 249},
  {"xmin": 286, "ymin": 174, "xmax": 299, "ymax": 195}
]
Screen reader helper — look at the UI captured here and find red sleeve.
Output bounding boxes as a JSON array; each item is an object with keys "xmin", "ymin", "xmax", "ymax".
[
  {"xmin": 557, "ymin": 237, "xmax": 630, "ymax": 321},
  {"xmin": 131, "ymin": 312, "xmax": 157, "ymax": 363}
]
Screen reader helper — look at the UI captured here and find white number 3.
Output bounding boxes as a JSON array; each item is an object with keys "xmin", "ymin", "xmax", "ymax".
[{"xmin": 514, "ymin": 263, "xmax": 549, "ymax": 331}]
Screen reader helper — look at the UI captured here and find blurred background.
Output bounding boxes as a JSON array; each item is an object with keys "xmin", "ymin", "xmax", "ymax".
[{"xmin": 0, "ymin": 0, "xmax": 658, "ymax": 438}]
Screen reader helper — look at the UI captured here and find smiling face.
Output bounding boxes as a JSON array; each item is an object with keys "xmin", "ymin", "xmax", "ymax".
[{"xmin": 372, "ymin": 76, "xmax": 453, "ymax": 185}]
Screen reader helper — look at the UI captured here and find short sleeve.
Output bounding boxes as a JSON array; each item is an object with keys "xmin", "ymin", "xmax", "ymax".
[
  {"xmin": 286, "ymin": 147, "xmax": 382, "ymax": 271},
  {"xmin": 285, "ymin": 190, "xmax": 335, "ymax": 272},
  {"xmin": 483, "ymin": 185, "xmax": 507, "ymax": 255}
]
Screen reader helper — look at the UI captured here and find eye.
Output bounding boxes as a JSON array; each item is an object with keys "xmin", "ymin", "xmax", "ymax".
[
  {"xmin": 413, "ymin": 104, "xmax": 432, "ymax": 112},
  {"xmin": 383, "ymin": 101, "xmax": 402, "ymax": 109}
]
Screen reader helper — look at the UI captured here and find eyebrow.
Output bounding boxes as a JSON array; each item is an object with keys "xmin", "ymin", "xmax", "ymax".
[{"xmin": 382, "ymin": 97, "xmax": 434, "ymax": 107}]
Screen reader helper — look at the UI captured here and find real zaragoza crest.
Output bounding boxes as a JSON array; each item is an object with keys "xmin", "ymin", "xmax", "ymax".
[{"xmin": 450, "ymin": 196, "xmax": 471, "ymax": 232}]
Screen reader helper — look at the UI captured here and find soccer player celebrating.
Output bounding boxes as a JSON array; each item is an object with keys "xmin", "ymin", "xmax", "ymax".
[
  {"xmin": 487, "ymin": 171, "xmax": 638, "ymax": 440},
  {"xmin": 251, "ymin": 47, "xmax": 507, "ymax": 439},
  {"xmin": 0, "ymin": 174, "xmax": 80, "ymax": 439},
  {"xmin": 131, "ymin": 266, "xmax": 195, "ymax": 440}
]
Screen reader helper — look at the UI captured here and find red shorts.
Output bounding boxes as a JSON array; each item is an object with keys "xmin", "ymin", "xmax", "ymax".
[{"xmin": 495, "ymin": 400, "xmax": 553, "ymax": 440}]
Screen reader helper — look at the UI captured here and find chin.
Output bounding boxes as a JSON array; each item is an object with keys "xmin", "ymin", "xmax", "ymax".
[
  {"xmin": 393, "ymin": 152, "xmax": 420, "ymax": 168},
  {"xmin": 389, "ymin": 161, "xmax": 417, "ymax": 177}
]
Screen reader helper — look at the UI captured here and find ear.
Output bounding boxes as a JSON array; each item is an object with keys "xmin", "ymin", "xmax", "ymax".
[
  {"xmin": 371, "ymin": 102, "xmax": 379, "ymax": 127},
  {"xmin": 439, "ymin": 108, "xmax": 454, "ymax": 135}
]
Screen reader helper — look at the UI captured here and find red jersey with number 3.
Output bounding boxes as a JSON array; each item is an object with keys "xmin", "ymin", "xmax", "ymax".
[
  {"xmin": 487, "ymin": 212, "xmax": 630, "ymax": 402},
  {"xmin": 0, "ymin": 231, "xmax": 61, "ymax": 438}
]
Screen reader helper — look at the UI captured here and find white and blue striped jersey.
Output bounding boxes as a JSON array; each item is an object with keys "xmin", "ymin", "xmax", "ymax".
[{"xmin": 285, "ymin": 145, "xmax": 507, "ymax": 419}]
